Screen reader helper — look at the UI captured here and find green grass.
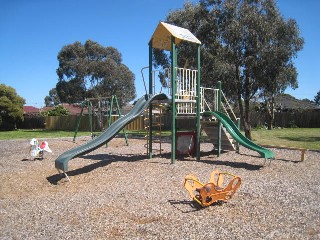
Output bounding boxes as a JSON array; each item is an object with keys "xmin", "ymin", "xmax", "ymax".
[
  {"xmin": 0, "ymin": 128, "xmax": 319, "ymax": 150},
  {"xmin": 0, "ymin": 129, "xmax": 170, "ymax": 140},
  {"xmin": 251, "ymin": 128, "xmax": 320, "ymax": 150},
  {"xmin": 0, "ymin": 129, "xmax": 92, "ymax": 140}
]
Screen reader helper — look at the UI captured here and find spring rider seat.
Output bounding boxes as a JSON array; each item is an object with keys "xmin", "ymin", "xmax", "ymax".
[{"xmin": 184, "ymin": 170, "xmax": 241, "ymax": 207}]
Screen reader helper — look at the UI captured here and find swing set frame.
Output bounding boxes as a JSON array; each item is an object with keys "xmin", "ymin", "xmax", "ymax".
[{"xmin": 73, "ymin": 95, "xmax": 129, "ymax": 145}]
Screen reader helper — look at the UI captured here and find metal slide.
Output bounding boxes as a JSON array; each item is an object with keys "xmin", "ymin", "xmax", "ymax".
[
  {"xmin": 202, "ymin": 111, "xmax": 274, "ymax": 159},
  {"xmin": 55, "ymin": 93, "xmax": 168, "ymax": 172}
]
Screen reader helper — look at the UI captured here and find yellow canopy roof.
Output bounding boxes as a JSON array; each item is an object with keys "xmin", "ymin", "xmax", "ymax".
[{"xmin": 150, "ymin": 22, "xmax": 201, "ymax": 51}]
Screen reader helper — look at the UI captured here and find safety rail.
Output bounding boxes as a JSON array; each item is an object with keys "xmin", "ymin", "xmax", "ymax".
[
  {"xmin": 175, "ymin": 68, "xmax": 198, "ymax": 115},
  {"xmin": 141, "ymin": 67, "xmax": 171, "ymax": 96},
  {"xmin": 200, "ymin": 87, "xmax": 218, "ymax": 113},
  {"xmin": 149, "ymin": 67, "xmax": 198, "ymax": 114},
  {"xmin": 143, "ymin": 66, "xmax": 239, "ymax": 120},
  {"xmin": 200, "ymin": 87, "xmax": 240, "ymax": 125},
  {"xmin": 221, "ymin": 91, "xmax": 240, "ymax": 123}
]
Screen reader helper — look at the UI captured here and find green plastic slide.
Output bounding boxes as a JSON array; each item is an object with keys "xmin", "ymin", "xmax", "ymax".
[
  {"xmin": 55, "ymin": 93, "xmax": 168, "ymax": 172},
  {"xmin": 202, "ymin": 111, "xmax": 274, "ymax": 159}
]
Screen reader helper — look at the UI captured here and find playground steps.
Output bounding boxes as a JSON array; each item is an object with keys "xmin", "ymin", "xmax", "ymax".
[
  {"xmin": 144, "ymin": 103, "xmax": 164, "ymax": 155},
  {"xmin": 201, "ymin": 121, "xmax": 236, "ymax": 151}
]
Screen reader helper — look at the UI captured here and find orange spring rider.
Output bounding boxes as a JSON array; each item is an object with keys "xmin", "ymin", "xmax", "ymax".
[{"xmin": 184, "ymin": 170, "xmax": 241, "ymax": 207}]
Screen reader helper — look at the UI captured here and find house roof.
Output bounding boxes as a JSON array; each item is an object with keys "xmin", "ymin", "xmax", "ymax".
[
  {"xmin": 150, "ymin": 22, "xmax": 201, "ymax": 51},
  {"xmin": 62, "ymin": 103, "xmax": 83, "ymax": 115},
  {"xmin": 41, "ymin": 103, "xmax": 84, "ymax": 115},
  {"xmin": 120, "ymin": 104, "xmax": 134, "ymax": 115},
  {"xmin": 275, "ymin": 94, "xmax": 320, "ymax": 110},
  {"xmin": 23, "ymin": 106, "xmax": 39, "ymax": 114}
]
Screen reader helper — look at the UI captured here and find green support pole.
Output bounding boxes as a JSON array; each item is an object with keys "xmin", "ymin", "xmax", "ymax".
[
  {"xmin": 218, "ymin": 81, "xmax": 222, "ymax": 156},
  {"xmin": 236, "ymin": 118, "xmax": 240, "ymax": 153},
  {"xmin": 171, "ymin": 36, "xmax": 177, "ymax": 164},
  {"xmin": 114, "ymin": 95, "xmax": 129, "ymax": 146},
  {"xmin": 196, "ymin": 45, "xmax": 201, "ymax": 161},
  {"xmin": 89, "ymin": 102, "xmax": 93, "ymax": 139},
  {"xmin": 73, "ymin": 101, "xmax": 85, "ymax": 142},
  {"xmin": 106, "ymin": 96, "xmax": 114, "ymax": 147},
  {"xmin": 108, "ymin": 96, "xmax": 114, "ymax": 129},
  {"xmin": 148, "ymin": 43, "xmax": 153, "ymax": 159}
]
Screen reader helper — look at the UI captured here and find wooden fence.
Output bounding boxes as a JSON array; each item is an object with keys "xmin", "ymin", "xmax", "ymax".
[
  {"xmin": 44, "ymin": 114, "xmax": 198, "ymax": 131},
  {"xmin": 19, "ymin": 110, "xmax": 320, "ymax": 131},
  {"xmin": 45, "ymin": 115, "xmax": 145, "ymax": 131},
  {"xmin": 250, "ymin": 111, "xmax": 320, "ymax": 128},
  {"xmin": 17, "ymin": 116, "xmax": 45, "ymax": 129}
]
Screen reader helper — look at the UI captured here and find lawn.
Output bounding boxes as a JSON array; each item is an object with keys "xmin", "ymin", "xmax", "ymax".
[
  {"xmin": 0, "ymin": 129, "xmax": 92, "ymax": 140},
  {"xmin": 0, "ymin": 128, "xmax": 319, "ymax": 150},
  {"xmin": 251, "ymin": 128, "xmax": 320, "ymax": 150}
]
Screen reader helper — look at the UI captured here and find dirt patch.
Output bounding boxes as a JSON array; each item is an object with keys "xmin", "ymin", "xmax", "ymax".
[{"xmin": 0, "ymin": 136, "xmax": 319, "ymax": 239}]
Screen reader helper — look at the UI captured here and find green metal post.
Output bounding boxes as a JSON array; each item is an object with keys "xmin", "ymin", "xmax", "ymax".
[
  {"xmin": 88, "ymin": 101, "xmax": 93, "ymax": 138},
  {"xmin": 105, "ymin": 96, "xmax": 114, "ymax": 147},
  {"xmin": 196, "ymin": 45, "xmax": 201, "ymax": 161},
  {"xmin": 148, "ymin": 43, "xmax": 153, "ymax": 159},
  {"xmin": 108, "ymin": 96, "xmax": 114, "ymax": 129},
  {"xmin": 218, "ymin": 81, "xmax": 222, "ymax": 156},
  {"xmin": 114, "ymin": 95, "xmax": 129, "ymax": 146},
  {"xmin": 171, "ymin": 36, "xmax": 177, "ymax": 164},
  {"xmin": 236, "ymin": 118, "xmax": 240, "ymax": 153}
]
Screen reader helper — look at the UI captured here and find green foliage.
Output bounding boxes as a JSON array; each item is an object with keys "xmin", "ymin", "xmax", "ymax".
[
  {"xmin": 314, "ymin": 90, "xmax": 320, "ymax": 106},
  {"xmin": 0, "ymin": 84, "xmax": 25, "ymax": 130},
  {"xmin": 44, "ymin": 88, "xmax": 61, "ymax": 106},
  {"xmin": 56, "ymin": 40, "xmax": 136, "ymax": 107},
  {"xmin": 40, "ymin": 105, "xmax": 69, "ymax": 116},
  {"xmin": 153, "ymin": 0, "xmax": 304, "ymax": 139},
  {"xmin": 288, "ymin": 120, "xmax": 298, "ymax": 128}
]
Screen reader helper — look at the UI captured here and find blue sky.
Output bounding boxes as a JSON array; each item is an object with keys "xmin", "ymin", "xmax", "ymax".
[{"xmin": 1, "ymin": 0, "xmax": 319, "ymax": 108}]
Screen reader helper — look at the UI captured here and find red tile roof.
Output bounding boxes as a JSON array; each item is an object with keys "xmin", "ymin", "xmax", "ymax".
[
  {"xmin": 41, "ymin": 104, "xmax": 84, "ymax": 115},
  {"xmin": 23, "ymin": 106, "xmax": 40, "ymax": 114},
  {"xmin": 60, "ymin": 103, "xmax": 83, "ymax": 115}
]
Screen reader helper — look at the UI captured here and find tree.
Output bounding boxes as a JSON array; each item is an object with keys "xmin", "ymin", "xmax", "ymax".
[
  {"xmin": 253, "ymin": 2, "xmax": 303, "ymax": 129},
  {"xmin": 40, "ymin": 105, "xmax": 69, "ymax": 117},
  {"xmin": 56, "ymin": 40, "xmax": 136, "ymax": 107},
  {"xmin": 44, "ymin": 88, "xmax": 61, "ymax": 107},
  {"xmin": 315, "ymin": 90, "xmax": 320, "ymax": 106},
  {"xmin": 154, "ymin": 0, "xmax": 303, "ymax": 139},
  {"xmin": 0, "ymin": 84, "xmax": 25, "ymax": 130}
]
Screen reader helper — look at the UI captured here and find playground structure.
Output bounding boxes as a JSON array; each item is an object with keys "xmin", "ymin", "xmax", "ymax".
[
  {"xmin": 144, "ymin": 102, "xmax": 164, "ymax": 155},
  {"xmin": 147, "ymin": 22, "xmax": 274, "ymax": 163},
  {"xmin": 184, "ymin": 170, "xmax": 241, "ymax": 207},
  {"xmin": 55, "ymin": 93, "xmax": 168, "ymax": 176},
  {"xmin": 54, "ymin": 21, "xmax": 274, "ymax": 180},
  {"xmin": 147, "ymin": 22, "xmax": 202, "ymax": 163},
  {"xmin": 73, "ymin": 95, "xmax": 128, "ymax": 145}
]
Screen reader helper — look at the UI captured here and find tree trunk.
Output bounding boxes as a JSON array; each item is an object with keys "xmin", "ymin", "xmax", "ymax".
[
  {"xmin": 244, "ymin": 94, "xmax": 252, "ymax": 140},
  {"xmin": 236, "ymin": 69, "xmax": 252, "ymax": 140},
  {"xmin": 265, "ymin": 95, "xmax": 275, "ymax": 130},
  {"xmin": 237, "ymin": 93, "xmax": 252, "ymax": 139},
  {"xmin": 244, "ymin": 76, "xmax": 252, "ymax": 139}
]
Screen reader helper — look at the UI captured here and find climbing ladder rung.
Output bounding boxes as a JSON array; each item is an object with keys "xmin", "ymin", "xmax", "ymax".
[{"xmin": 175, "ymin": 99, "xmax": 197, "ymax": 103}]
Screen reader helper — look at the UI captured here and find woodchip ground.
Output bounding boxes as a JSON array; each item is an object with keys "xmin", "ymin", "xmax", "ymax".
[{"xmin": 0, "ymin": 136, "xmax": 319, "ymax": 239}]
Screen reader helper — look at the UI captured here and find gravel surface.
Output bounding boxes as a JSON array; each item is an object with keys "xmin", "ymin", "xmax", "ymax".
[{"xmin": 0, "ymin": 136, "xmax": 319, "ymax": 240}]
